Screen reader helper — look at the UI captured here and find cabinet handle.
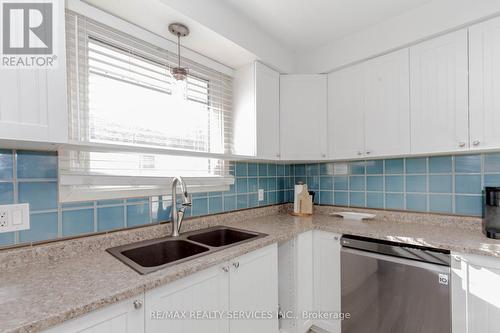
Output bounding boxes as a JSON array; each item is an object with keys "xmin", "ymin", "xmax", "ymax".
[
  {"xmin": 458, "ymin": 142, "xmax": 466, "ymax": 147},
  {"xmin": 232, "ymin": 262, "xmax": 240, "ymax": 269},
  {"xmin": 222, "ymin": 266, "xmax": 229, "ymax": 273},
  {"xmin": 276, "ymin": 153, "xmax": 281, "ymax": 158},
  {"xmin": 473, "ymin": 140, "xmax": 480, "ymax": 146},
  {"xmin": 133, "ymin": 300, "xmax": 143, "ymax": 309},
  {"xmin": 365, "ymin": 151, "xmax": 371, "ymax": 155},
  {"xmin": 321, "ymin": 153, "xmax": 326, "ymax": 158},
  {"xmin": 357, "ymin": 151, "xmax": 363, "ymax": 156}
]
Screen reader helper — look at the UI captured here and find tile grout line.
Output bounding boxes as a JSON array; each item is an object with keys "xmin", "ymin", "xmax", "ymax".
[
  {"xmin": 93, "ymin": 201, "xmax": 98, "ymax": 233},
  {"xmin": 452, "ymin": 155, "xmax": 456, "ymax": 214},
  {"xmin": 12, "ymin": 149, "xmax": 19, "ymax": 245}
]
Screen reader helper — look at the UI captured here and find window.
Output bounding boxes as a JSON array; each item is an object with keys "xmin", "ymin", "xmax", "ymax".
[
  {"xmin": 63, "ymin": 11, "xmax": 234, "ymax": 202},
  {"xmin": 87, "ymin": 37, "xmax": 221, "ymax": 153}
]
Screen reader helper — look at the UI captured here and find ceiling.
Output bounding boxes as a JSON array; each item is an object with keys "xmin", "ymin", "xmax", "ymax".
[
  {"xmin": 221, "ymin": 0, "xmax": 434, "ymax": 52},
  {"xmin": 82, "ymin": 0, "xmax": 438, "ymax": 72},
  {"xmin": 82, "ymin": 0, "xmax": 256, "ymax": 69}
]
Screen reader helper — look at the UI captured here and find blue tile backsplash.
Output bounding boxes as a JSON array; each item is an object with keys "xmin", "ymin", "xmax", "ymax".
[
  {"xmin": 304, "ymin": 154, "xmax": 500, "ymax": 217},
  {"xmin": 4, "ymin": 149, "xmax": 500, "ymax": 248},
  {"xmin": 0, "ymin": 150, "xmax": 292, "ymax": 247}
]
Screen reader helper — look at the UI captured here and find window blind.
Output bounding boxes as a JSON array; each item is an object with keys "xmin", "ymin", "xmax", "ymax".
[
  {"xmin": 65, "ymin": 10, "xmax": 233, "ymax": 153},
  {"xmin": 62, "ymin": 10, "xmax": 234, "ymax": 202}
]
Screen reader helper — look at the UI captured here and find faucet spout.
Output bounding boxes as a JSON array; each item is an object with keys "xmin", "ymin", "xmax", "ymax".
[{"xmin": 171, "ymin": 176, "xmax": 191, "ymax": 237}]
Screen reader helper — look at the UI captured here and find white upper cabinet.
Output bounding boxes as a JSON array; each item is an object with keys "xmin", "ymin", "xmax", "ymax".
[
  {"xmin": 328, "ymin": 63, "xmax": 365, "ymax": 160},
  {"xmin": 409, "ymin": 29, "xmax": 469, "ymax": 154},
  {"xmin": 364, "ymin": 49, "xmax": 410, "ymax": 157},
  {"xmin": 328, "ymin": 49, "xmax": 410, "ymax": 160},
  {"xmin": 255, "ymin": 62, "xmax": 281, "ymax": 160},
  {"xmin": 233, "ymin": 62, "xmax": 280, "ymax": 159},
  {"xmin": 469, "ymin": 16, "xmax": 500, "ymax": 150},
  {"xmin": 0, "ymin": 3, "xmax": 67, "ymax": 144},
  {"xmin": 280, "ymin": 75, "xmax": 328, "ymax": 161}
]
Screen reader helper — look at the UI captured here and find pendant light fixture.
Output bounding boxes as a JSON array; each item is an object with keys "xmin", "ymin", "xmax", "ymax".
[{"xmin": 168, "ymin": 23, "xmax": 190, "ymax": 81}]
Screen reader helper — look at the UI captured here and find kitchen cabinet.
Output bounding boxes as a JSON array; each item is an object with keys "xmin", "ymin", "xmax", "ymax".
[
  {"xmin": 469, "ymin": 16, "xmax": 500, "ymax": 150},
  {"xmin": 328, "ymin": 63, "xmax": 365, "ymax": 160},
  {"xmin": 233, "ymin": 61, "xmax": 280, "ymax": 159},
  {"xmin": 409, "ymin": 29, "xmax": 469, "ymax": 154},
  {"xmin": 145, "ymin": 244, "xmax": 278, "ymax": 333},
  {"xmin": 229, "ymin": 243, "xmax": 279, "ymax": 333},
  {"xmin": 42, "ymin": 295, "xmax": 145, "ymax": 333},
  {"xmin": 145, "ymin": 264, "xmax": 230, "ymax": 333},
  {"xmin": 0, "ymin": 2, "xmax": 67, "ymax": 144},
  {"xmin": 452, "ymin": 252, "xmax": 500, "ymax": 333},
  {"xmin": 328, "ymin": 49, "xmax": 410, "ymax": 160},
  {"xmin": 313, "ymin": 231, "xmax": 341, "ymax": 333},
  {"xmin": 278, "ymin": 231, "xmax": 314, "ymax": 333},
  {"xmin": 280, "ymin": 75, "xmax": 328, "ymax": 161},
  {"xmin": 364, "ymin": 49, "xmax": 410, "ymax": 157}
]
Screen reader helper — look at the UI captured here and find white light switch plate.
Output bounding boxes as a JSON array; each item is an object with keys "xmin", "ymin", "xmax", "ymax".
[
  {"xmin": 333, "ymin": 163, "xmax": 349, "ymax": 175},
  {"xmin": 258, "ymin": 189, "xmax": 264, "ymax": 201},
  {"xmin": 0, "ymin": 203, "xmax": 30, "ymax": 233}
]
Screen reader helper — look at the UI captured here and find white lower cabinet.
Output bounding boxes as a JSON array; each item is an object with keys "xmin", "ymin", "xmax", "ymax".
[
  {"xmin": 452, "ymin": 252, "xmax": 500, "ymax": 333},
  {"xmin": 42, "ymin": 296, "xmax": 145, "ymax": 333},
  {"xmin": 229, "ymin": 244, "xmax": 279, "ymax": 333},
  {"xmin": 145, "ymin": 264, "xmax": 230, "ymax": 333},
  {"xmin": 145, "ymin": 244, "xmax": 278, "ymax": 333},
  {"xmin": 278, "ymin": 231, "xmax": 315, "ymax": 333},
  {"xmin": 312, "ymin": 231, "xmax": 341, "ymax": 333}
]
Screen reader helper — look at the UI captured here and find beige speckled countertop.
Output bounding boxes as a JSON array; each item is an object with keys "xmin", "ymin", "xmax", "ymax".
[{"xmin": 1, "ymin": 205, "xmax": 500, "ymax": 333}]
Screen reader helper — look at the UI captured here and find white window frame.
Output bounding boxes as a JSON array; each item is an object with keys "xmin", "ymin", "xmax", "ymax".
[{"xmin": 61, "ymin": 2, "xmax": 236, "ymax": 202}]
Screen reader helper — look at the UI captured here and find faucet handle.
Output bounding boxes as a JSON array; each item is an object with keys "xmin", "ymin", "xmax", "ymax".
[{"xmin": 182, "ymin": 193, "xmax": 192, "ymax": 206}]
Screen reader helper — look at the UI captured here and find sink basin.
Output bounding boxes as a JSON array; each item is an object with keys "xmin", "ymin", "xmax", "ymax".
[
  {"xmin": 107, "ymin": 226, "xmax": 267, "ymax": 275},
  {"xmin": 107, "ymin": 239, "xmax": 209, "ymax": 274},
  {"xmin": 121, "ymin": 240, "xmax": 209, "ymax": 267},
  {"xmin": 187, "ymin": 228, "xmax": 260, "ymax": 247}
]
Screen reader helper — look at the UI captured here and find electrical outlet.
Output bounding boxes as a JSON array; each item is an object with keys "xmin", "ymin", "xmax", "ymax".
[
  {"xmin": 0, "ymin": 204, "xmax": 30, "ymax": 233},
  {"xmin": 0, "ymin": 210, "xmax": 7, "ymax": 228}
]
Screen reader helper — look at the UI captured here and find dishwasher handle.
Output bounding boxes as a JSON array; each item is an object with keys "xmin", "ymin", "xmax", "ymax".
[{"xmin": 341, "ymin": 247, "xmax": 451, "ymax": 274}]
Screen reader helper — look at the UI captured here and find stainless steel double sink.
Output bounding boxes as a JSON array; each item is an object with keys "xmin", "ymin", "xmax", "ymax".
[{"xmin": 107, "ymin": 226, "xmax": 267, "ymax": 275}]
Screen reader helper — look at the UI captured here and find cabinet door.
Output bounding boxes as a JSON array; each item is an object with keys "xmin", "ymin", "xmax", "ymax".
[
  {"xmin": 451, "ymin": 253, "xmax": 467, "ymax": 333},
  {"xmin": 328, "ymin": 64, "xmax": 365, "ymax": 160},
  {"xmin": 313, "ymin": 231, "xmax": 341, "ymax": 333},
  {"xmin": 255, "ymin": 62, "xmax": 281, "ymax": 160},
  {"xmin": 452, "ymin": 253, "xmax": 500, "ymax": 333},
  {"xmin": 280, "ymin": 75, "xmax": 328, "ymax": 160},
  {"xmin": 296, "ymin": 231, "xmax": 314, "ymax": 333},
  {"xmin": 469, "ymin": 16, "xmax": 500, "ymax": 150},
  {"xmin": 145, "ymin": 265, "xmax": 229, "ymax": 333},
  {"xmin": 42, "ymin": 296, "xmax": 144, "ymax": 333},
  {"xmin": 0, "ymin": 2, "xmax": 67, "ymax": 143},
  {"xmin": 229, "ymin": 244, "xmax": 279, "ymax": 333},
  {"xmin": 410, "ymin": 29, "xmax": 469, "ymax": 154},
  {"xmin": 365, "ymin": 49, "xmax": 410, "ymax": 158}
]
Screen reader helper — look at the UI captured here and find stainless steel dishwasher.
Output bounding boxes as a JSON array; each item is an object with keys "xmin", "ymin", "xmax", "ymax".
[{"xmin": 341, "ymin": 235, "xmax": 451, "ymax": 333}]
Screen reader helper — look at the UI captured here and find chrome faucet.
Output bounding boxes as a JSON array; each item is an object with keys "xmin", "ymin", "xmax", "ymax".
[{"xmin": 170, "ymin": 176, "xmax": 192, "ymax": 237}]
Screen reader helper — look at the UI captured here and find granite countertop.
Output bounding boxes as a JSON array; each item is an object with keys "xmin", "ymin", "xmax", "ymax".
[{"xmin": 1, "ymin": 207, "xmax": 500, "ymax": 333}]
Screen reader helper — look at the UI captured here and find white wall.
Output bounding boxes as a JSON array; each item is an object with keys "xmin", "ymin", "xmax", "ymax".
[{"xmin": 296, "ymin": 0, "xmax": 500, "ymax": 74}]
